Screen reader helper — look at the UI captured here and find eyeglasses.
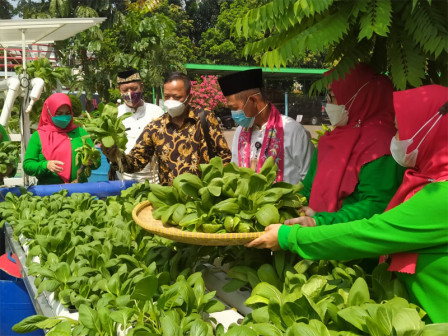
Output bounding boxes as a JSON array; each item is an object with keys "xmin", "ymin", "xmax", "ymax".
[{"xmin": 326, "ymin": 90, "xmax": 335, "ymax": 103}]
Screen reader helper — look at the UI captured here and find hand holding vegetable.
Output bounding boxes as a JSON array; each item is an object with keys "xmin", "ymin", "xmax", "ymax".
[
  {"xmin": 245, "ymin": 224, "xmax": 281, "ymax": 250},
  {"xmin": 299, "ymin": 206, "xmax": 316, "ymax": 216},
  {"xmin": 284, "ymin": 215, "xmax": 316, "ymax": 227},
  {"xmin": 0, "ymin": 165, "xmax": 15, "ymax": 186},
  {"xmin": 47, "ymin": 160, "xmax": 64, "ymax": 173},
  {"xmin": 84, "ymin": 103, "xmax": 130, "ymax": 152},
  {"xmin": 100, "ymin": 143, "xmax": 120, "ymax": 162},
  {"xmin": 84, "ymin": 103, "xmax": 131, "ymax": 178},
  {"xmin": 74, "ymin": 136, "xmax": 101, "ymax": 182}
]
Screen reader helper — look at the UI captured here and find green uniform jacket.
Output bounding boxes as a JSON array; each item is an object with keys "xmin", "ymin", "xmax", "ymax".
[
  {"xmin": 279, "ymin": 181, "xmax": 448, "ymax": 323},
  {"xmin": 301, "ymin": 150, "xmax": 406, "ymax": 225},
  {"xmin": 23, "ymin": 127, "xmax": 100, "ymax": 185}
]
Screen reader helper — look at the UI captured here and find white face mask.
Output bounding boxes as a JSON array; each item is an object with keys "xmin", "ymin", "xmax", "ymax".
[
  {"xmin": 325, "ymin": 103, "xmax": 348, "ymax": 126},
  {"xmin": 326, "ymin": 81, "xmax": 370, "ymax": 127},
  {"xmin": 164, "ymin": 96, "xmax": 189, "ymax": 117},
  {"xmin": 390, "ymin": 111, "xmax": 442, "ymax": 167}
]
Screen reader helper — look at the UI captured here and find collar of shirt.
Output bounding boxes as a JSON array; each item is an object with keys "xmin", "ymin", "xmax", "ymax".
[
  {"xmin": 121, "ymin": 101, "xmax": 146, "ymax": 120},
  {"xmin": 252, "ymin": 121, "xmax": 267, "ymax": 133},
  {"xmin": 164, "ymin": 107, "xmax": 198, "ymax": 128}
]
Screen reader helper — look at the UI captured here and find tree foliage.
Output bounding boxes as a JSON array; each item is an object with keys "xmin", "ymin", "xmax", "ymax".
[
  {"xmin": 14, "ymin": 0, "xmax": 187, "ymax": 103},
  {"xmin": 199, "ymin": 0, "xmax": 261, "ymax": 65},
  {"xmin": 0, "ymin": 0, "xmax": 13, "ymax": 19},
  {"xmin": 13, "ymin": 58, "xmax": 72, "ymax": 124},
  {"xmin": 185, "ymin": 0, "xmax": 223, "ymax": 45},
  {"xmin": 14, "ymin": 0, "xmax": 127, "ymax": 21},
  {"xmin": 235, "ymin": 0, "xmax": 448, "ymax": 91},
  {"xmin": 156, "ymin": 2, "xmax": 200, "ymax": 63},
  {"xmin": 108, "ymin": 3, "xmax": 186, "ymax": 100}
]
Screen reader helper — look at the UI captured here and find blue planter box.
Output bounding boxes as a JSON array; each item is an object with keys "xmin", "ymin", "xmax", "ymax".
[
  {"xmin": 88, "ymin": 151, "xmax": 110, "ymax": 183},
  {"xmin": 0, "ymin": 278, "xmax": 44, "ymax": 336}
]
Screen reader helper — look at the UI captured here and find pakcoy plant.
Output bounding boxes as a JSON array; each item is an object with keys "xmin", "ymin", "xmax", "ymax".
[
  {"xmin": 223, "ymin": 260, "xmax": 437, "ymax": 336},
  {"xmin": 74, "ymin": 136, "xmax": 101, "ymax": 182},
  {"xmin": 148, "ymin": 156, "xmax": 306, "ymax": 233},
  {"xmin": 223, "ymin": 249, "xmax": 300, "ymax": 292},
  {"xmin": 13, "ymin": 271, "xmax": 224, "ymax": 335},
  {"xmin": 0, "ymin": 186, "xmax": 224, "ymax": 335},
  {"xmin": 3, "ymin": 184, "xmax": 444, "ymax": 335},
  {"xmin": 311, "ymin": 124, "xmax": 332, "ymax": 146},
  {"xmin": 0, "ymin": 141, "xmax": 19, "ymax": 185},
  {"xmin": 83, "ymin": 103, "xmax": 132, "ymax": 175}
]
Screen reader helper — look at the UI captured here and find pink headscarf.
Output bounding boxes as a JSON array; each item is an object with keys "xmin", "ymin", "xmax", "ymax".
[
  {"xmin": 387, "ymin": 85, "xmax": 448, "ymax": 209},
  {"xmin": 309, "ymin": 63, "xmax": 396, "ymax": 212},
  {"xmin": 383, "ymin": 85, "xmax": 448, "ymax": 274},
  {"xmin": 37, "ymin": 93, "xmax": 77, "ymax": 183}
]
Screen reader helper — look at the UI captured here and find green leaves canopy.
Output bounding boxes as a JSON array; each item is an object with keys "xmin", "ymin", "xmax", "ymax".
[{"xmin": 235, "ymin": 0, "xmax": 448, "ymax": 91}]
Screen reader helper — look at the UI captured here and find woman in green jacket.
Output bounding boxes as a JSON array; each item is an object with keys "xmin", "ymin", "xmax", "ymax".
[
  {"xmin": 295, "ymin": 64, "xmax": 405, "ymax": 227},
  {"xmin": 247, "ymin": 85, "xmax": 448, "ymax": 323},
  {"xmin": 23, "ymin": 93, "xmax": 100, "ymax": 185}
]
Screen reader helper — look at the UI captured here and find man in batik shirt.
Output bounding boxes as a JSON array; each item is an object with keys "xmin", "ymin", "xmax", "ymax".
[{"xmin": 103, "ymin": 72, "xmax": 231, "ymax": 185}]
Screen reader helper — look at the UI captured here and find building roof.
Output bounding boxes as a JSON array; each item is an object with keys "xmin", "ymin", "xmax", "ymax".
[
  {"xmin": 0, "ymin": 18, "xmax": 106, "ymax": 45},
  {"xmin": 185, "ymin": 63, "xmax": 327, "ymax": 80}
]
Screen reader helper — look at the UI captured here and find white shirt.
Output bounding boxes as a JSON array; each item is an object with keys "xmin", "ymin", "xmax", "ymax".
[
  {"xmin": 117, "ymin": 102, "xmax": 164, "ymax": 183},
  {"xmin": 231, "ymin": 114, "xmax": 314, "ymax": 184}
]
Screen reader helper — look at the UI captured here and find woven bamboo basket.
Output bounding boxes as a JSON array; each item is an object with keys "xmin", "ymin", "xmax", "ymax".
[{"xmin": 132, "ymin": 201, "xmax": 263, "ymax": 246}]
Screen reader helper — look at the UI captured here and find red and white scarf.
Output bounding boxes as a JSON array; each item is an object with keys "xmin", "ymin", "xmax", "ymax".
[{"xmin": 238, "ymin": 104, "xmax": 284, "ymax": 182}]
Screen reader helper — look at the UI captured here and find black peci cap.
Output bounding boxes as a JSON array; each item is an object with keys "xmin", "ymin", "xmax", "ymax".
[
  {"xmin": 117, "ymin": 69, "xmax": 141, "ymax": 84},
  {"xmin": 218, "ymin": 68, "xmax": 263, "ymax": 96}
]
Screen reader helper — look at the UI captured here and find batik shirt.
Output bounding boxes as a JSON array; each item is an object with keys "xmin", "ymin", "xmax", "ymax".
[
  {"xmin": 120, "ymin": 108, "xmax": 231, "ymax": 185},
  {"xmin": 116, "ymin": 102, "xmax": 163, "ymax": 183}
]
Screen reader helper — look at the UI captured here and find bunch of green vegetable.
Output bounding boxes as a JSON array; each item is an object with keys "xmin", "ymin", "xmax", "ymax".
[
  {"xmin": 0, "ymin": 141, "xmax": 19, "ymax": 184},
  {"xmin": 13, "ymin": 270, "xmax": 223, "ymax": 336},
  {"xmin": 148, "ymin": 156, "xmax": 306, "ymax": 233},
  {"xmin": 222, "ymin": 249, "xmax": 300, "ymax": 292},
  {"xmin": 0, "ymin": 187, "xmax": 224, "ymax": 335},
  {"xmin": 311, "ymin": 124, "xmax": 332, "ymax": 145},
  {"xmin": 224, "ymin": 260, "xmax": 439, "ymax": 336},
  {"xmin": 83, "ymin": 103, "xmax": 131, "ymax": 174},
  {"xmin": 2, "ymin": 186, "xmax": 444, "ymax": 335},
  {"xmin": 73, "ymin": 136, "xmax": 101, "ymax": 182}
]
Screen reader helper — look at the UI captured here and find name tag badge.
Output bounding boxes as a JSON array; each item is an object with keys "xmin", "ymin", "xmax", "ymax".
[{"xmin": 251, "ymin": 142, "xmax": 262, "ymax": 171}]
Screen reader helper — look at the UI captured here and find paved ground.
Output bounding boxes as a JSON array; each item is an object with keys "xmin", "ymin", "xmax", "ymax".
[{"xmin": 222, "ymin": 125, "xmax": 322, "ymax": 146}]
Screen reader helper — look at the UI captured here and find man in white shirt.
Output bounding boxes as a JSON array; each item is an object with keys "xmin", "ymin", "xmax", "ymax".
[
  {"xmin": 114, "ymin": 69, "xmax": 164, "ymax": 183},
  {"xmin": 218, "ymin": 69, "xmax": 314, "ymax": 184}
]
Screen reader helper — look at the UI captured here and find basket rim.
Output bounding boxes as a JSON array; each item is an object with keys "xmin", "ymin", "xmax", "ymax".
[{"xmin": 132, "ymin": 200, "xmax": 264, "ymax": 243}]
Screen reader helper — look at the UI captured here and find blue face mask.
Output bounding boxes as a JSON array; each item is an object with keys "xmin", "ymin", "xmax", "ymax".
[
  {"xmin": 52, "ymin": 115, "xmax": 72, "ymax": 129},
  {"xmin": 231, "ymin": 110, "xmax": 255, "ymax": 128},
  {"xmin": 231, "ymin": 92, "xmax": 264, "ymax": 128}
]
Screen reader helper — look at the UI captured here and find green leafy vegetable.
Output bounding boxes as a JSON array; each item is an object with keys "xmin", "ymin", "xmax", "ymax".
[
  {"xmin": 83, "ymin": 103, "xmax": 131, "ymax": 175},
  {"xmin": 0, "ymin": 141, "xmax": 19, "ymax": 185},
  {"xmin": 147, "ymin": 156, "xmax": 305, "ymax": 233},
  {"xmin": 74, "ymin": 136, "xmax": 101, "ymax": 182}
]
